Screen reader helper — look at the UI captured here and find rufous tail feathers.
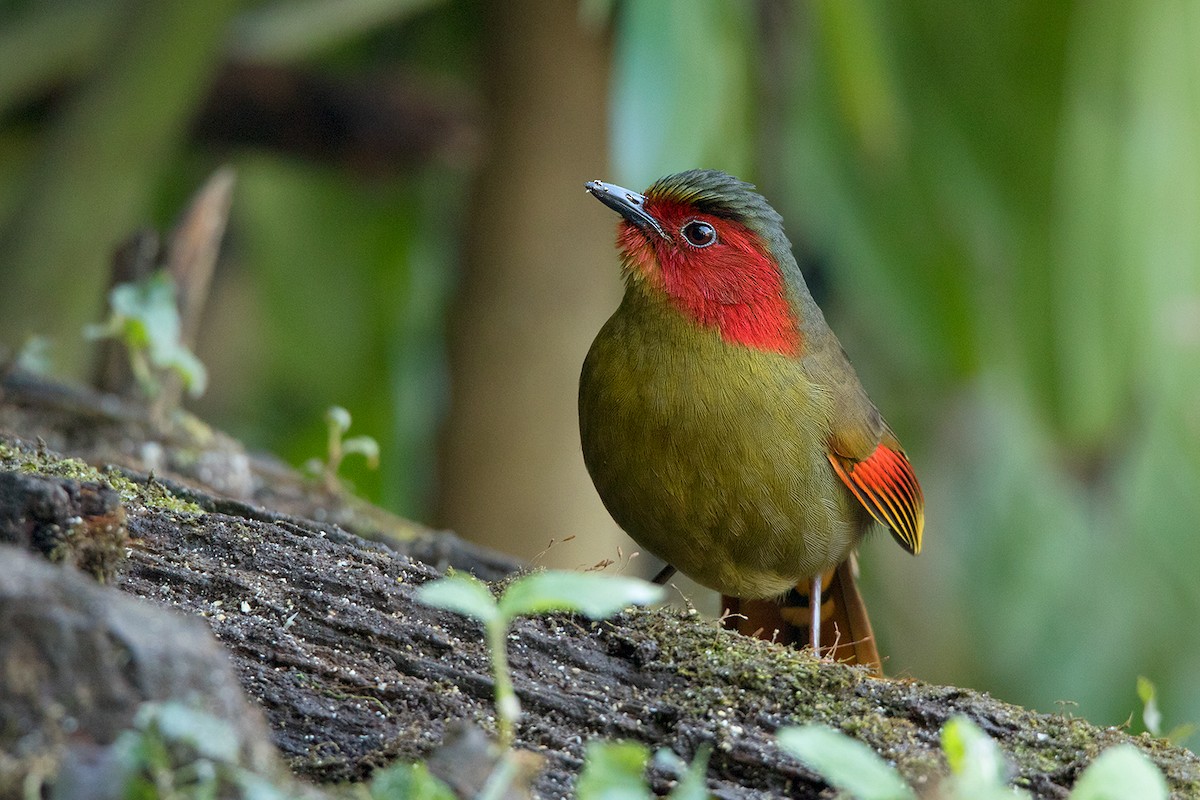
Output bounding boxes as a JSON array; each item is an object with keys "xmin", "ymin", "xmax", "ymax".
[{"xmin": 721, "ymin": 558, "xmax": 882, "ymax": 676}]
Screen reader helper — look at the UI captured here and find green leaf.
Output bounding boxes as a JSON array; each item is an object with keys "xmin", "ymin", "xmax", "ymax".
[
  {"xmin": 1137, "ymin": 676, "xmax": 1162, "ymax": 736},
  {"xmin": 498, "ymin": 571, "xmax": 664, "ymax": 620},
  {"xmin": 942, "ymin": 717, "xmax": 1004, "ymax": 783},
  {"xmin": 369, "ymin": 761, "xmax": 457, "ymax": 800},
  {"xmin": 85, "ymin": 272, "xmax": 208, "ymax": 397},
  {"xmin": 576, "ymin": 741, "xmax": 653, "ymax": 800},
  {"xmin": 155, "ymin": 341, "xmax": 208, "ymax": 397},
  {"xmin": 941, "ymin": 717, "xmax": 1028, "ymax": 799},
  {"xmin": 111, "ymin": 274, "xmax": 179, "ymax": 351},
  {"xmin": 778, "ymin": 725, "xmax": 915, "ymax": 800},
  {"xmin": 326, "ymin": 405, "xmax": 352, "ymax": 436},
  {"xmin": 414, "ymin": 574, "xmax": 499, "ymax": 625},
  {"xmin": 341, "ymin": 435, "xmax": 381, "ymax": 469},
  {"xmin": 655, "ymin": 746, "xmax": 711, "ymax": 800},
  {"xmin": 1067, "ymin": 745, "xmax": 1167, "ymax": 800},
  {"xmin": 134, "ymin": 701, "xmax": 239, "ymax": 764}
]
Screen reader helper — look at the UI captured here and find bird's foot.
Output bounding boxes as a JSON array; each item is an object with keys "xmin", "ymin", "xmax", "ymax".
[{"xmin": 651, "ymin": 564, "xmax": 677, "ymax": 585}]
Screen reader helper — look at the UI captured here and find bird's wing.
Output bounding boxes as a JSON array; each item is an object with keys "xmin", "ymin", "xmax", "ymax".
[
  {"xmin": 828, "ymin": 437, "xmax": 924, "ymax": 555},
  {"xmin": 805, "ymin": 333, "xmax": 924, "ymax": 555}
]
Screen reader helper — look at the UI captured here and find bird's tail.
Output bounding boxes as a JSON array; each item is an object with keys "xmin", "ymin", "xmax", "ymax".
[{"xmin": 721, "ymin": 557, "xmax": 883, "ymax": 676}]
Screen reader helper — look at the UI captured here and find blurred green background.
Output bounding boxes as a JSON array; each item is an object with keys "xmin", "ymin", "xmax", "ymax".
[{"xmin": 2, "ymin": 0, "xmax": 1198, "ymax": 744}]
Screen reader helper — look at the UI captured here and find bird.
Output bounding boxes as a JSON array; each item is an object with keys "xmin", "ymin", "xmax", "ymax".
[{"xmin": 579, "ymin": 170, "xmax": 923, "ymax": 674}]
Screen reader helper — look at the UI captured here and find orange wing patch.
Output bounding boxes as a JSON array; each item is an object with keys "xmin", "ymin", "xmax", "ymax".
[{"xmin": 828, "ymin": 444, "xmax": 924, "ymax": 555}]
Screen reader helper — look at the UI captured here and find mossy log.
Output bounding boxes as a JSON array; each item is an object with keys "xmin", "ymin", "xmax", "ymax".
[{"xmin": 2, "ymin": 372, "xmax": 1198, "ymax": 799}]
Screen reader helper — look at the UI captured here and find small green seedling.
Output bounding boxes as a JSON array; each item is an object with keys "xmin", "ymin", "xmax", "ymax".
[
  {"xmin": 416, "ymin": 570, "xmax": 663, "ymax": 748},
  {"xmin": 939, "ymin": 717, "xmax": 1023, "ymax": 800},
  {"xmin": 778, "ymin": 724, "xmax": 916, "ymax": 800},
  {"xmin": 410, "ymin": 571, "xmax": 663, "ymax": 798},
  {"xmin": 368, "ymin": 761, "xmax": 456, "ymax": 800},
  {"xmin": 1138, "ymin": 676, "xmax": 1196, "ymax": 743},
  {"xmin": 413, "ymin": 570, "xmax": 669, "ymax": 799},
  {"xmin": 779, "ymin": 716, "xmax": 1170, "ymax": 800},
  {"xmin": 576, "ymin": 741, "xmax": 654, "ymax": 800},
  {"xmin": 575, "ymin": 741, "xmax": 711, "ymax": 800},
  {"xmin": 109, "ymin": 701, "xmax": 290, "ymax": 800},
  {"xmin": 309, "ymin": 405, "xmax": 380, "ymax": 491},
  {"xmin": 1140, "ymin": 675, "xmax": 1164, "ymax": 737},
  {"xmin": 1068, "ymin": 744, "xmax": 1168, "ymax": 800},
  {"xmin": 85, "ymin": 272, "xmax": 207, "ymax": 401}
]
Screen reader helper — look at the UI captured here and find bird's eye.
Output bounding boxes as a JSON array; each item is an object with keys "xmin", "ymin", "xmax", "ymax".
[{"xmin": 681, "ymin": 220, "xmax": 717, "ymax": 248}]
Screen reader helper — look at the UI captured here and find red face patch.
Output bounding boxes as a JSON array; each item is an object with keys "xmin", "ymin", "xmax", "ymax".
[{"xmin": 617, "ymin": 197, "xmax": 802, "ymax": 357}]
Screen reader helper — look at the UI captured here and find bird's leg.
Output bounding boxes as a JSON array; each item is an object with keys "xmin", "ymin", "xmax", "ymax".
[
  {"xmin": 810, "ymin": 573, "xmax": 822, "ymax": 656},
  {"xmin": 651, "ymin": 564, "xmax": 677, "ymax": 585}
]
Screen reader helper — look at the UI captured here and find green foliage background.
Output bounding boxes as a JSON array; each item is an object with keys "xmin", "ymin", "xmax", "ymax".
[{"xmin": 1, "ymin": 0, "xmax": 1198, "ymax": 747}]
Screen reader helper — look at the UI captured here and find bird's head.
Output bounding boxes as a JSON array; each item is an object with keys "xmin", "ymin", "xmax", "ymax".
[{"xmin": 586, "ymin": 170, "xmax": 806, "ymax": 357}]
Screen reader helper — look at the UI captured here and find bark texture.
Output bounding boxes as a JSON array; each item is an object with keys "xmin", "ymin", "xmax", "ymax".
[{"xmin": 1, "ymin": 372, "xmax": 1199, "ymax": 799}]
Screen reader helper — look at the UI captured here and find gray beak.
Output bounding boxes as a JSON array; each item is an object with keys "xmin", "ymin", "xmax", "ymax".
[{"xmin": 585, "ymin": 180, "xmax": 669, "ymax": 240}]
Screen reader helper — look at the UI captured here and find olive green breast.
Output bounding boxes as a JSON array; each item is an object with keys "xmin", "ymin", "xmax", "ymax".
[{"xmin": 579, "ymin": 287, "xmax": 870, "ymax": 599}]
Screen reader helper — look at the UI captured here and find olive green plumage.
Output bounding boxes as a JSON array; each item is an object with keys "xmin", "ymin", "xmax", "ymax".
[
  {"xmin": 580, "ymin": 170, "xmax": 921, "ymax": 605},
  {"xmin": 580, "ymin": 273, "xmax": 872, "ymax": 598}
]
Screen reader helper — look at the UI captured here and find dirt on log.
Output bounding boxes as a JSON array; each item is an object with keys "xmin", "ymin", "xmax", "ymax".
[{"xmin": 1, "ymin": 371, "xmax": 1199, "ymax": 799}]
